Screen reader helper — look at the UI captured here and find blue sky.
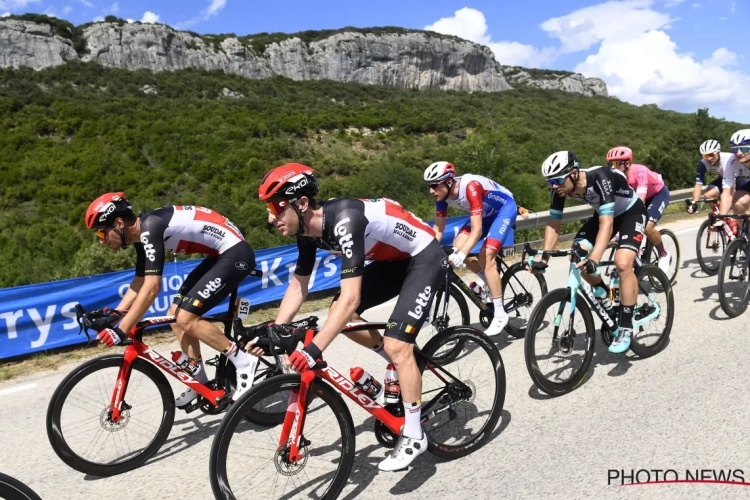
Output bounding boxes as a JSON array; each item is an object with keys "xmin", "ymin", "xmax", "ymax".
[{"xmin": 3, "ymin": 0, "xmax": 748, "ymax": 122}]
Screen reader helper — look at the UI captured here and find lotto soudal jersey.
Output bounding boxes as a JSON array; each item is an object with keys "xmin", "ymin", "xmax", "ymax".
[
  {"xmin": 696, "ymin": 152, "xmax": 733, "ymax": 184},
  {"xmin": 549, "ymin": 167, "xmax": 638, "ymax": 219},
  {"xmin": 295, "ymin": 198, "xmax": 436, "ymax": 279},
  {"xmin": 135, "ymin": 206, "xmax": 245, "ymax": 276},
  {"xmin": 435, "ymin": 174, "xmax": 514, "ymax": 217}
]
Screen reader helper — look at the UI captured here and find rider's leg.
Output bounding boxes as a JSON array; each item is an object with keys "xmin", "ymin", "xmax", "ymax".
[
  {"xmin": 645, "ymin": 186, "xmax": 671, "ymax": 273},
  {"xmin": 482, "ymin": 204, "xmax": 516, "ymax": 336},
  {"xmin": 732, "ymin": 189, "xmax": 750, "ymax": 214}
]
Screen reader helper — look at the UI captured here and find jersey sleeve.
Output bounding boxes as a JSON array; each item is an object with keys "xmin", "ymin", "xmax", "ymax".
[
  {"xmin": 549, "ymin": 191, "xmax": 566, "ymax": 220},
  {"xmin": 332, "ymin": 208, "xmax": 368, "ymax": 279},
  {"xmin": 696, "ymin": 160, "xmax": 707, "ymax": 185},
  {"xmin": 593, "ymin": 170, "xmax": 616, "ymax": 217},
  {"xmin": 465, "ymin": 181, "xmax": 485, "ymax": 216},
  {"xmin": 723, "ymin": 159, "xmax": 736, "ymax": 190},
  {"xmin": 294, "ymin": 237, "xmax": 318, "ymax": 277},
  {"xmin": 138, "ymin": 213, "xmax": 168, "ymax": 276},
  {"xmin": 435, "ymin": 199, "xmax": 448, "ymax": 218}
]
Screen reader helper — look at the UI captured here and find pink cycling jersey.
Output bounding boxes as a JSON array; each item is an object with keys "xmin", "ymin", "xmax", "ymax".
[{"xmin": 626, "ymin": 164, "xmax": 664, "ymax": 201}]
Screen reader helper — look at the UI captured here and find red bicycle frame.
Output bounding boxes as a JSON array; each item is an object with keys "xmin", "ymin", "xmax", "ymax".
[{"xmin": 107, "ymin": 317, "xmax": 229, "ymax": 422}]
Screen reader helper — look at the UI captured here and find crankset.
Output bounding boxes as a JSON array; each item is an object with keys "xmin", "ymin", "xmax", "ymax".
[
  {"xmin": 374, "ymin": 403, "xmax": 402, "ymax": 448},
  {"xmin": 479, "ymin": 303, "xmax": 495, "ymax": 328}
]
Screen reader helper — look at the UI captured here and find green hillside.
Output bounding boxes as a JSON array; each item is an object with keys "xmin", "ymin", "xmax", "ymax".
[{"xmin": 0, "ymin": 61, "xmax": 743, "ymax": 288}]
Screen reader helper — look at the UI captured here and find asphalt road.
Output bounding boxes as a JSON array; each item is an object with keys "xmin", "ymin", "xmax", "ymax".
[{"xmin": 3, "ymin": 217, "xmax": 750, "ymax": 500}]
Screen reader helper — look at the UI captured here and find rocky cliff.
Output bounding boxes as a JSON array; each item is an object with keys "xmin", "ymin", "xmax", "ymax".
[
  {"xmin": 502, "ymin": 66, "xmax": 608, "ymax": 97},
  {"xmin": 0, "ymin": 17, "xmax": 607, "ymax": 96}
]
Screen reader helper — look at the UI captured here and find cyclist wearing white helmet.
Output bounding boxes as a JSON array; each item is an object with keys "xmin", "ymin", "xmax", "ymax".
[
  {"xmin": 722, "ymin": 130, "xmax": 750, "ymax": 219},
  {"xmin": 424, "ymin": 161, "xmax": 517, "ymax": 336},
  {"xmin": 530, "ymin": 151, "xmax": 647, "ymax": 354},
  {"xmin": 688, "ymin": 139, "xmax": 733, "ymax": 214}
]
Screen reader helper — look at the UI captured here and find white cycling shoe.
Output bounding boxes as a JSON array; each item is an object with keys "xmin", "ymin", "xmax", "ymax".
[
  {"xmin": 175, "ymin": 388, "xmax": 199, "ymax": 409},
  {"xmin": 657, "ymin": 251, "xmax": 671, "ymax": 275},
  {"xmin": 378, "ymin": 433, "xmax": 428, "ymax": 471},
  {"xmin": 231, "ymin": 358, "xmax": 259, "ymax": 402},
  {"xmin": 484, "ymin": 310, "xmax": 509, "ymax": 337}
]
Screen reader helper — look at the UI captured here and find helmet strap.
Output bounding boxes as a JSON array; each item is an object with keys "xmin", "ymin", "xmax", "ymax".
[
  {"xmin": 292, "ymin": 200, "xmax": 308, "ymax": 237},
  {"xmin": 114, "ymin": 227, "xmax": 127, "ymax": 249}
]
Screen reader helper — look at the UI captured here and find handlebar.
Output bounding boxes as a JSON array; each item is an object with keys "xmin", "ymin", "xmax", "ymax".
[
  {"xmin": 233, "ymin": 317, "xmax": 327, "ymax": 370},
  {"xmin": 523, "ymin": 242, "xmax": 588, "ymax": 263},
  {"xmin": 74, "ymin": 305, "xmax": 128, "ymax": 345}
]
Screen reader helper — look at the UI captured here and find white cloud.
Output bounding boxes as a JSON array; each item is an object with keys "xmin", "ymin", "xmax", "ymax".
[
  {"xmin": 1, "ymin": 11, "xmax": 9, "ymax": 16},
  {"xmin": 0, "ymin": 0, "xmax": 40, "ymax": 12},
  {"xmin": 76, "ymin": 0, "xmax": 92, "ymax": 7},
  {"xmin": 61, "ymin": 5, "xmax": 72, "ymax": 13},
  {"xmin": 140, "ymin": 10, "xmax": 158, "ymax": 23},
  {"xmin": 425, "ymin": 8, "xmax": 556, "ymax": 66},
  {"xmin": 205, "ymin": 0, "xmax": 226, "ymax": 17},
  {"xmin": 664, "ymin": 0, "xmax": 685, "ymax": 6},
  {"xmin": 92, "ymin": 15, "xmax": 103, "ymax": 21},
  {"xmin": 692, "ymin": 2, "xmax": 701, "ymax": 6},
  {"xmin": 731, "ymin": 1, "xmax": 736, "ymax": 12},
  {"xmin": 719, "ymin": 16, "xmax": 727, "ymax": 20},
  {"xmin": 540, "ymin": 0, "xmax": 673, "ymax": 53},
  {"xmin": 104, "ymin": 1, "xmax": 117, "ymax": 14}
]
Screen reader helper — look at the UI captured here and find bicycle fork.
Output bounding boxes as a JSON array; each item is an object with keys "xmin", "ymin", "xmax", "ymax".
[
  {"xmin": 108, "ymin": 345, "xmax": 139, "ymax": 422},
  {"xmin": 279, "ymin": 370, "xmax": 316, "ymax": 463}
]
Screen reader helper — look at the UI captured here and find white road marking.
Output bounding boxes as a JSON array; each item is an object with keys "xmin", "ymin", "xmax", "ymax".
[{"xmin": 0, "ymin": 383, "xmax": 37, "ymax": 397}]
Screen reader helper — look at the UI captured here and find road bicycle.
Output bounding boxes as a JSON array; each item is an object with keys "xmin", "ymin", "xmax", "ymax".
[
  {"xmin": 419, "ymin": 244, "xmax": 547, "ymax": 353},
  {"xmin": 524, "ymin": 243, "xmax": 674, "ymax": 396},
  {"xmin": 0, "ymin": 473, "xmax": 42, "ymax": 500},
  {"xmin": 46, "ymin": 273, "xmax": 311, "ymax": 477},
  {"xmin": 692, "ymin": 198, "xmax": 734, "ymax": 276},
  {"xmin": 716, "ymin": 213, "xmax": 750, "ymax": 317},
  {"xmin": 603, "ymin": 229, "xmax": 680, "ymax": 285},
  {"xmin": 209, "ymin": 321, "xmax": 506, "ymax": 499}
]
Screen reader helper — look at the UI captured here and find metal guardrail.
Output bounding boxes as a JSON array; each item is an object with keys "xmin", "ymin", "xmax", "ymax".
[{"xmin": 515, "ymin": 188, "xmax": 693, "ymax": 231}]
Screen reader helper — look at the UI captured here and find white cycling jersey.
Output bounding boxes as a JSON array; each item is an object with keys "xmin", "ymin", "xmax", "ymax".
[{"xmin": 721, "ymin": 154, "xmax": 750, "ymax": 190}]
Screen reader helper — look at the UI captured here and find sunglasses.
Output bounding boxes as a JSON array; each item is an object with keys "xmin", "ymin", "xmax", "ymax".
[
  {"xmin": 427, "ymin": 182, "xmax": 444, "ymax": 190},
  {"xmin": 547, "ymin": 175, "xmax": 568, "ymax": 187},
  {"xmin": 732, "ymin": 146, "xmax": 750, "ymax": 155},
  {"xmin": 266, "ymin": 200, "xmax": 290, "ymax": 217},
  {"xmin": 94, "ymin": 227, "xmax": 110, "ymax": 239},
  {"xmin": 702, "ymin": 153, "xmax": 718, "ymax": 160},
  {"xmin": 609, "ymin": 161, "xmax": 629, "ymax": 168}
]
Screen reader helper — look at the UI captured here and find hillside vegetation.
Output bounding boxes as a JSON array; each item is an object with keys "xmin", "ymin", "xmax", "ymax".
[{"xmin": 0, "ymin": 62, "xmax": 743, "ymax": 287}]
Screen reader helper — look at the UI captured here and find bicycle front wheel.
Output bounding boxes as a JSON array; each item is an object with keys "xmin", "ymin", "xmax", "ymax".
[
  {"xmin": 502, "ymin": 262, "xmax": 548, "ymax": 338},
  {"xmin": 630, "ymin": 264, "xmax": 674, "ymax": 358},
  {"xmin": 46, "ymin": 354, "xmax": 175, "ymax": 476},
  {"xmin": 210, "ymin": 374, "xmax": 355, "ymax": 500},
  {"xmin": 0, "ymin": 473, "xmax": 42, "ymax": 500},
  {"xmin": 419, "ymin": 326, "xmax": 506, "ymax": 460},
  {"xmin": 696, "ymin": 219, "xmax": 726, "ymax": 276},
  {"xmin": 718, "ymin": 238, "xmax": 750, "ymax": 318},
  {"xmin": 524, "ymin": 288, "xmax": 595, "ymax": 396}
]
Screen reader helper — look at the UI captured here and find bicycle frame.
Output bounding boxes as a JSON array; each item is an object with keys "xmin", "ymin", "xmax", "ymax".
[{"xmin": 277, "ymin": 322, "xmax": 464, "ymax": 463}]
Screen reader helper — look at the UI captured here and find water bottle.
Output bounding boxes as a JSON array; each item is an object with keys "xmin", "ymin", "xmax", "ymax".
[
  {"xmin": 383, "ymin": 364, "xmax": 400, "ymax": 404},
  {"xmin": 610, "ymin": 276, "xmax": 620, "ymax": 307},
  {"xmin": 592, "ymin": 285, "xmax": 615, "ymax": 320},
  {"xmin": 469, "ymin": 281, "xmax": 491, "ymax": 303},
  {"xmin": 171, "ymin": 351, "xmax": 200, "ymax": 376},
  {"xmin": 350, "ymin": 367, "xmax": 383, "ymax": 400}
]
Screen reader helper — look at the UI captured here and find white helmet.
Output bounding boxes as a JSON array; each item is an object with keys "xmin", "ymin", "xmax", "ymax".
[
  {"xmin": 424, "ymin": 161, "xmax": 456, "ymax": 183},
  {"xmin": 730, "ymin": 129, "xmax": 750, "ymax": 146},
  {"xmin": 699, "ymin": 140, "xmax": 721, "ymax": 155},
  {"xmin": 541, "ymin": 151, "xmax": 579, "ymax": 179}
]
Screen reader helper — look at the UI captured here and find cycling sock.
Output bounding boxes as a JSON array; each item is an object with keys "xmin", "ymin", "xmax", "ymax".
[
  {"xmin": 223, "ymin": 342, "xmax": 251, "ymax": 369},
  {"xmin": 402, "ymin": 400, "xmax": 423, "ymax": 439},
  {"xmin": 492, "ymin": 296, "xmax": 507, "ymax": 317},
  {"xmin": 620, "ymin": 304, "xmax": 634, "ymax": 330},
  {"xmin": 194, "ymin": 357, "xmax": 209, "ymax": 384},
  {"xmin": 372, "ymin": 340, "xmax": 392, "ymax": 364},
  {"xmin": 656, "ymin": 243, "xmax": 667, "ymax": 256}
]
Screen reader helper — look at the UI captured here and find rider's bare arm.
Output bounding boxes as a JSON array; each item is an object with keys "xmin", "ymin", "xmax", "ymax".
[
  {"xmin": 312, "ymin": 276, "xmax": 362, "ymax": 352},
  {"xmin": 457, "ymin": 212, "xmax": 483, "ymax": 255},
  {"xmin": 433, "ymin": 215, "xmax": 446, "ymax": 243},
  {"xmin": 589, "ymin": 215, "xmax": 613, "ymax": 264},
  {"xmin": 116, "ymin": 276, "xmax": 143, "ymax": 310},
  {"xmin": 720, "ymin": 186, "xmax": 733, "ymax": 215},
  {"xmin": 692, "ymin": 183, "xmax": 703, "ymax": 203},
  {"xmin": 117, "ymin": 274, "xmax": 161, "ymax": 333},
  {"xmin": 275, "ymin": 274, "xmax": 310, "ymax": 324},
  {"xmin": 542, "ymin": 219, "xmax": 562, "ymax": 263}
]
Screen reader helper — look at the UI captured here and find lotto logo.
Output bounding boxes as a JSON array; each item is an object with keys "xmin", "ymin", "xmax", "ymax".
[
  {"xmin": 408, "ymin": 286, "xmax": 432, "ymax": 320},
  {"xmin": 197, "ymin": 278, "xmax": 223, "ymax": 299},
  {"xmin": 140, "ymin": 231, "xmax": 156, "ymax": 262}
]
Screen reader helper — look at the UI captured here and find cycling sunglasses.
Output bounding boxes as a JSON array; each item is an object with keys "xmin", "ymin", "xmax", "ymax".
[
  {"xmin": 266, "ymin": 200, "xmax": 290, "ymax": 217},
  {"xmin": 608, "ymin": 160, "xmax": 629, "ymax": 168},
  {"xmin": 732, "ymin": 146, "xmax": 750, "ymax": 155},
  {"xmin": 94, "ymin": 226, "xmax": 110, "ymax": 239},
  {"xmin": 427, "ymin": 182, "xmax": 444, "ymax": 190},
  {"xmin": 702, "ymin": 153, "xmax": 718, "ymax": 160},
  {"xmin": 546, "ymin": 175, "xmax": 568, "ymax": 187}
]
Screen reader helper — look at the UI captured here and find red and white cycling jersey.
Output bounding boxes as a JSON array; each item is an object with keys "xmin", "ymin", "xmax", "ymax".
[
  {"xmin": 296, "ymin": 198, "xmax": 436, "ymax": 278},
  {"xmin": 136, "ymin": 205, "xmax": 245, "ymax": 276},
  {"xmin": 435, "ymin": 174, "xmax": 514, "ymax": 217}
]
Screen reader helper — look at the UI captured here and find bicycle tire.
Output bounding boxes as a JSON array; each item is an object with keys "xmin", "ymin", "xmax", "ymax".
[
  {"xmin": 46, "ymin": 355, "xmax": 175, "ymax": 477},
  {"xmin": 418, "ymin": 282, "xmax": 469, "ymax": 364},
  {"xmin": 644, "ymin": 229, "xmax": 680, "ymax": 285},
  {"xmin": 502, "ymin": 262, "xmax": 548, "ymax": 339},
  {"xmin": 222, "ymin": 356, "xmax": 288, "ymax": 427},
  {"xmin": 0, "ymin": 473, "xmax": 42, "ymax": 500},
  {"xmin": 696, "ymin": 219, "xmax": 726, "ymax": 276},
  {"xmin": 210, "ymin": 374, "xmax": 355, "ymax": 500},
  {"xmin": 419, "ymin": 326, "xmax": 506, "ymax": 460},
  {"xmin": 524, "ymin": 288, "xmax": 595, "ymax": 396},
  {"xmin": 629, "ymin": 264, "xmax": 674, "ymax": 358},
  {"xmin": 718, "ymin": 238, "xmax": 750, "ymax": 318},
  {"xmin": 601, "ymin": 241, "xmax": 619, "ymax": 279}
]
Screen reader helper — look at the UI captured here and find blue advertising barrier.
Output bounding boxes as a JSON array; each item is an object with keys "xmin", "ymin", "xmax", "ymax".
[{"xmin": 0, "ymin": 214, "xmax": 487, "ymax": 359}]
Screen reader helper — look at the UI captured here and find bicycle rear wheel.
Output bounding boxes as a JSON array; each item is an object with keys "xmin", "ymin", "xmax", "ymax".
[
  {"xmin": 46, "ymin": 355, "xmax": 175, "ymax": 476},
  {"xmin": 696, "ymin": 219, "xmax": 726, "ymax": 276},
  {"xmin": 419, "ymin": 326, "xmax": 505, "ymax": 460},
  {"xmin": 210, "ymin": 374, "xmax": 355, "ymax": 500},
  {"xmin": 417, "ymin": 282, "xmax": 469, "ymax": 364},
  {"xmin": 629, "ymin": 264, "xmax": 674, "ymax": 358},
  {"xmin": 0, "ymin": 473, "xmax": 42, "ymax": 500},
  {"xmin": 718, "ymin": 238, "xmax": 750, "ymax": 318},
  {"xmin": 502, "ymin": 262, "xmax": 548, "ymax": 338},
  {"xmin": 524, "ymin": 288, "xmax": 595, "ymax": 396},
  {"xmin": 647, "ymin": 229, "xmax": 679, "ymax": 284}
]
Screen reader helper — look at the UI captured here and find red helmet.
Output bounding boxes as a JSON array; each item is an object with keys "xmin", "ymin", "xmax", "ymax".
[
  {"xmin": 258, "ymin": 163, "xmax": 319, "ymax": 202},
  {"xmin": 85, "ymin": 192, "xmax": 133, "ymax": 229},
  {"xmin": 606, "ymin": 146, "xmax": 633, "ymax": 163}
]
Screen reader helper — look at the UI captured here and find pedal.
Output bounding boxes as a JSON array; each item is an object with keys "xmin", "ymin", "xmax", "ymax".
[{"xmin": 183, "ymin": 400, "xmax": 201, "ymax": 414}]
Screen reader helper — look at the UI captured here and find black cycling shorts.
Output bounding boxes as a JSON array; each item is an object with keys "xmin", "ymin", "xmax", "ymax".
[
  {"xmin": 574, "ymin": 199, "xmax": 648, "ymax": 254},
  {"xmin": 174, "ymin": 240, "xmax": 255, "ymax": 315},
  {"xmin": 332, "ymin": 239, "xmax": 447, "ymax": 344}
]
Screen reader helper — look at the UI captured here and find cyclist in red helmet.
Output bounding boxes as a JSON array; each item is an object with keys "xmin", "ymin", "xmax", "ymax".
[
  {"xmin": 607, "ymin": 146, "xmax": 672, "ymax": 274},
  {"xmin": 257, "ymin": 163, "xmax": 446, "ymax": 471},
  {"xmin": 84, "ymin": 192, "xmax": 258, "ymax": 407}
]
